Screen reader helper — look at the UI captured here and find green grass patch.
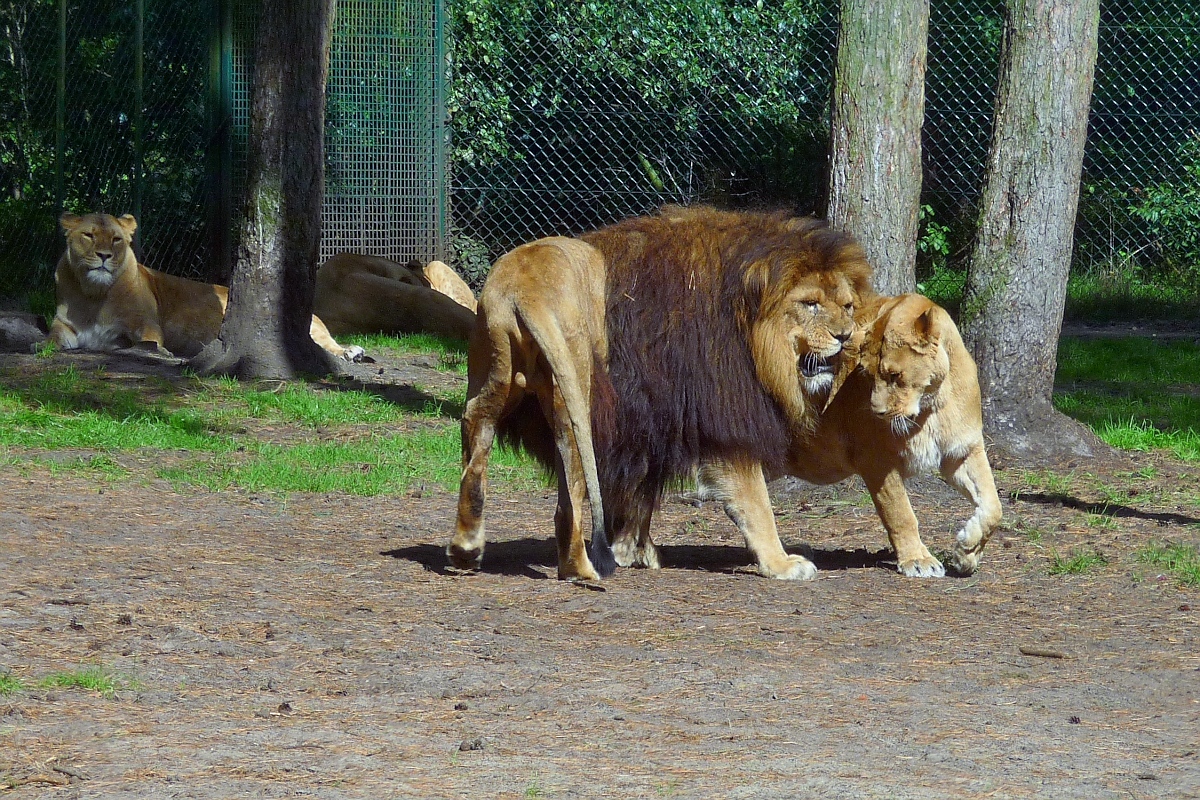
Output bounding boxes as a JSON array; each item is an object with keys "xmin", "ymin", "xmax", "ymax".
[
  {"xmin": 0, "ymin": 672, "xmax": 25, "ymax": 696},
  {"xmin": 160, "ymin": 424, "xmax": 544, "ymax": 496},
  {"xmin": 1048, "ymin": 548, "xmax": 1108, "ymax": 576},
  {"xmin": 1136, "ymin": 541, "xmax": 1200, "ymax": 588},
  {"xmin": 0, "ymin": 359, "xmax": 544, "ymax": 496},
  {"xmin": 37, "ymin": 666, "xmax": 120, "ymax": 698},
  {"xmin": 343, "ymin": 332, "xmax": 469, "ymax": 374},
  {"xmin": 1054, "ymin": 336, "xmax": 1200, "ymax": 462}
]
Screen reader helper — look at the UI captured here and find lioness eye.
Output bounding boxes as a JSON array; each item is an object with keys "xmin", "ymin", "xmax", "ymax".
[
  {"xmin": 844, "ymin": 303, "xmax": 854, "ymax": 312},
  {"xmin": 82, "ymin": 232, "xmax": 93, "ymax": 240}
]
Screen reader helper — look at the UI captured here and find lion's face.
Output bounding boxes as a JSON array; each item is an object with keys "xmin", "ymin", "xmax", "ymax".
[
  {"xmin": 780, "ymin": 272, "xmax": 858, "ymax": 396},
  {"xmin": 865, "ymin": 296, "xmax": 950, "ymax": 435},
  {"xmin": 60, "ymin": 212, "xmax": 138, "ymax": 290}
]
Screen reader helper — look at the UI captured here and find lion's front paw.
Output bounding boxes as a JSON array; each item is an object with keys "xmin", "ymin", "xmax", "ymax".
[
  {"xmin": 341, "ymin": 345, "xmax": 367, "ymax": 363},
  {"xmin": 898, "ymin": 556, "xmax": 946, "ymax": 578},
  {"xmin": 760, "ymin": 553, "xmax": 817, "ymax": 581},
  {"xmin": 947, "ymin": 547, "xmax": 980, "ymax": 576}
]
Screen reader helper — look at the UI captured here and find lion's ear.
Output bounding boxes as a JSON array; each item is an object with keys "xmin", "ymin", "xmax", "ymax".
[
  {"xmin": 59, "ymin": 212, "xmax": 82, "ymax": 233},
  {"xmin": 913, "ymin": 307, "xmax": 941, "ymax": 345},
  {"xmin": 116, "ymin": 214, "xmax": 138, "ymax": 236}
]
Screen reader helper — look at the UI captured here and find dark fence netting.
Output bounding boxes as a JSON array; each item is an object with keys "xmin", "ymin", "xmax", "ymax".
[{"xmin": 1, "ymin": 1, "xmax": 1196, "ymax": 315}]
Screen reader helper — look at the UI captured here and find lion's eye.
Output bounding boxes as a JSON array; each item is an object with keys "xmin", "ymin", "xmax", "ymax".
[
  {"xmin": 844, "ymin": 303, "xmax": 854, "ymax": 313},
  {"xmin": 82, "ymin": 232, "xmax": 93, "ymax": 240},
  {"xmin": 804, "ymin": 301, "xmax": 820, "ymax": 312}
]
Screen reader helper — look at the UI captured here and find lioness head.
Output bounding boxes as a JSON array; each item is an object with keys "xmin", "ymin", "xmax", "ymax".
[
  {"xmin": 865, "ymin": 294, "xmax": 951, "ymax": 435},
  {"xmin": 60, "ymin": 212, "xmax": 138, "ymax": 290}
]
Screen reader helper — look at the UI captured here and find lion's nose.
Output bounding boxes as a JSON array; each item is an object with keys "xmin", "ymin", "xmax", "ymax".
[
  {"xmin": 97, "ymin": 252, "xmax": 111, "ymax": 263},
  {"xmin": 834, "ymin": 330, "xmax": 851, "ymax": 344}
]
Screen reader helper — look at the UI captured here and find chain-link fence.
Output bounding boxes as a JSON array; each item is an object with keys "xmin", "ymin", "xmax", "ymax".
[
  {"xmin": 0, "ymin": 0, "xmax": 444, "ymax": 304},
  {"xmin": 1, "ymin": 1, "xmax": 1197, "ymax": 314},
  {"xmin": 448, "ymin": 0, "xmax": 1200, "ymax": 307}
]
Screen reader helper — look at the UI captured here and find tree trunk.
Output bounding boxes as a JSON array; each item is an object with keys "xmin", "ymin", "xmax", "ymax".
[
  {"xmin": 192, "ymin": 0, "xmax": 338, "ymax": 379},
  {"xmin": 826, "ymin": 0, "xmax": 928, "ymax": 295},
  {"xmin": 960, "ymin": 0, "xmax": 1111, "ymax": 466}
]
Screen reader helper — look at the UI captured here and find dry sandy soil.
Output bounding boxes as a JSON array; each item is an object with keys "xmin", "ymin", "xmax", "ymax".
[{"xmin": 0, "ymin": 348, "xmax": 1197, "ymax": 799}]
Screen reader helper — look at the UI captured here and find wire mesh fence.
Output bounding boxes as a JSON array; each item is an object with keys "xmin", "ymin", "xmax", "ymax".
[
  {"xmin": 0, "ymin": 1, "xmax": 1197, "ymax": 314},
  {"xmin": 448, "ymin": 0, "xmax": 1200, "ymax": 307}
]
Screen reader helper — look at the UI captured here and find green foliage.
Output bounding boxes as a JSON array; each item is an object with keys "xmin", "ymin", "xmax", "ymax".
[
  {"xmin": 1136, "ymin": 541, "xmax": 1200, "ymax": 588},
  {"xmin": 448, "ymin": 0, "xmax": 835, "ymax": 259},
  {"xmin": 916, "ymin": 204, "xmax": 952, "ymax": 270},
  {"xmin": 1129, "ymin": 131, "xmax": 1200, "ymax": 276}
]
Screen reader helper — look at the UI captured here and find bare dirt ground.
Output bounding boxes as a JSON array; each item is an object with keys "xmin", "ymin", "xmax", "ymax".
[{"xmin": 1, "ymin": 348, "xmax": 1198, "ymax": 799}]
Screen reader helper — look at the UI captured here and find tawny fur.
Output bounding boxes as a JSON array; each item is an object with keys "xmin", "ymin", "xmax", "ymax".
[
  {"xmin": 50, "ymin": 212, "xmax": 359, "ymax": 361},
  {"xmin": 314, "ymin": 253, "xmax": 476, "ymax": 340},
  {"xmin": 580, "ymin": 206, "xmax": 876, "ymax": 580},
  {"xmin": 643, "ymin": 294, "xmax": 1002, "ymax": 578},
  {"xmin": 446, "ymin": 237, "xmax": 616, "ymax": 580}
]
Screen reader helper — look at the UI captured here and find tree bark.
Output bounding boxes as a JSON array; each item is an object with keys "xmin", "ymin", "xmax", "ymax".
[
  {"xmin": 960, "ymin": 0, "xmax": 1111, "ymax": 466},
  {"xmin": 193, "ymin": 0, "xmax": 339, "ymax": 379},
  {"xmin": 826, "ymin": 0, "xmax": 928, "ymax": 295}
]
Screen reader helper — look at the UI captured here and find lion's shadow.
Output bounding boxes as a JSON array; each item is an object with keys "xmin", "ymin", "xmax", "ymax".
[{"xmin": 383, "ymin": 538, "xmax": 896, "ymax": 577}]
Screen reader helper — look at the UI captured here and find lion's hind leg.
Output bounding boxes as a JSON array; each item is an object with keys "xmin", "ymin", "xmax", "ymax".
[
  {"xmin": 942, "ymin": 444, "xmax": 1002, "ymax": 575},
  {"xmin": 536, "ymin": 380, "xmax": 600, "ymax": 582},
  {"xmin": 447, "ymin": 331, "xmax": 515, "ymax": 571}
]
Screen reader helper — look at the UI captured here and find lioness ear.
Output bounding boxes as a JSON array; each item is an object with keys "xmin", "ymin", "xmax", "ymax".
[
  {"xmin": 116, "ymin": 214, "xmax": 138, "ymax": 236},
  {"xmin": 914, "ymin": 307, "xmax": 940, "ymax": 344},
  {"xmin": 59, "ymin": 212, "xmax": 82, "ymax": 233}
]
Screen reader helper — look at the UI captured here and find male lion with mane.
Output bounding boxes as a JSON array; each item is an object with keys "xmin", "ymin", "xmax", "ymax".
[
  {"xmin": 579, "ymin": 206, "xmax": 876, "ymax": 580},
  {"xmin": 620, "ymin": 293, "xmax": 1002, "ymax": 578},
  {"xmin": 446, "ymin": 237, "xmax": 616, "ymax": 581},
  {"xmin": 50, "ymin": 212, "xmax": 362, "ymax": 361}
]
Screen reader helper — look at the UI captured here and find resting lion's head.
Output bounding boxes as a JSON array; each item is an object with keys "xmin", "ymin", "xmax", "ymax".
[
  {"xmin": 60, "ymin": 212, "xmax": 138, "ymax": 292},
  {"xmin": 863, "ymin": 294, "xmax": 951, "ymax": 435}
]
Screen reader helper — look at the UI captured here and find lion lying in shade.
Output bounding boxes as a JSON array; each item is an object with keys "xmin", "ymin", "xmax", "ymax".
[
  {"xmin": 313, "ymin": 253, "xmax": 476, "ymax": 341},
  {"xmin": 49, "ymin": 212, "xmax": 362, "ymax": 361}
]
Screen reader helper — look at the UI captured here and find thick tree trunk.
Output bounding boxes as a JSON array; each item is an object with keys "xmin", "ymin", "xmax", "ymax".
[
  {"xmin": 960, "ymin": 0, "xmax": 1111, "ymax": 466},
  {"xmin": 193, "ymin": 0, "xmax": 338, "ymax": 379},
  {"xmin": 826, "ymin": 0, "xmax": 928, "ymax": 295}
]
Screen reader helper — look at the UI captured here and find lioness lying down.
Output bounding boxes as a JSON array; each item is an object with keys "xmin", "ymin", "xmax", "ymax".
[
  {"xmin": 313, "ymin": 253, "xmax": 476, "ymax": 341},
  {"xmin": 615, "ymin": 293, "xmax": 1002, "ymax": 577},
  {"xmin": 50, "ymin": 212, "xmax": 362, "ymax": 361}
]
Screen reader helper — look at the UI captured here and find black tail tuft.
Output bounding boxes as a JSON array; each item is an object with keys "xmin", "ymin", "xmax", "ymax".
[{"xmin": 589, "ymin": 530, "xmax": 618, "ymax": 578}]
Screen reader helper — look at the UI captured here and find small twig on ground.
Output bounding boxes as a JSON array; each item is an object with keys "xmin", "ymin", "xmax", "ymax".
[{"xmin": 1019, "ymin": 646, "xmax": 1069, "ymax": 659}]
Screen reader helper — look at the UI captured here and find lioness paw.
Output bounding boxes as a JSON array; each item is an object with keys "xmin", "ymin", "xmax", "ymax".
[
  {"xmin": 898, "ymin": 556, "xmax": 946, "ymax": 578},
  {"xmin": 341, "ymin": 345, "xmax": 367, "ymax": 362},
  {"xmin": 761, "ymin": 554, "xmax": 818, "ymax": 581},
  {"xmin": 947, "ymin": 547, "xmax": 981, "ymax": 576}
]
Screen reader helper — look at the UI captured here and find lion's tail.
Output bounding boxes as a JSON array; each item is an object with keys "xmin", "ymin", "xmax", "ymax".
[{"xmin": 519, "ymin": 308, "xmax": 617, "ymax": 578}]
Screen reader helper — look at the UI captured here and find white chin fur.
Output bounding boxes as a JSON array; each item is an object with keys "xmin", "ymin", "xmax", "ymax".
[
  {"xmin": 803, "ymin": 371, "xmax": 834, "ymax": 395},
  {"xmin": 84, "ymin": 267, "xmax": 116, "ymax": 288}
]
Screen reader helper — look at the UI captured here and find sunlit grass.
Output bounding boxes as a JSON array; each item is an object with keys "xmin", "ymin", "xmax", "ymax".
[
  {"xmin": 0, "ymin": 672, "xmax": 24, "ymax": 696},
  {"xmin": 1136, "ymin": 541, "xmax": 1200, "ymax": 588},
  {"xmin": 1048, "ymin": 547, "xmax": 1108, "ymax": 576},
  {"xmin": 37, "ymin": 665, "xmax": 120, "ymax": 698},
  {"xmin": 1054, "ymin": 336, "xmax": 1200, "ymax": 462},
  {"xmin": 343, "ymin": 332, "xmax": 469, "ymax": 374}
]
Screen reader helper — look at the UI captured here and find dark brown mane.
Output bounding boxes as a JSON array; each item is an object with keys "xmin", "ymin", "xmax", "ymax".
[{"xmin": 579, "ymin": 206, "xmax": 872, "ymax": 517}]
